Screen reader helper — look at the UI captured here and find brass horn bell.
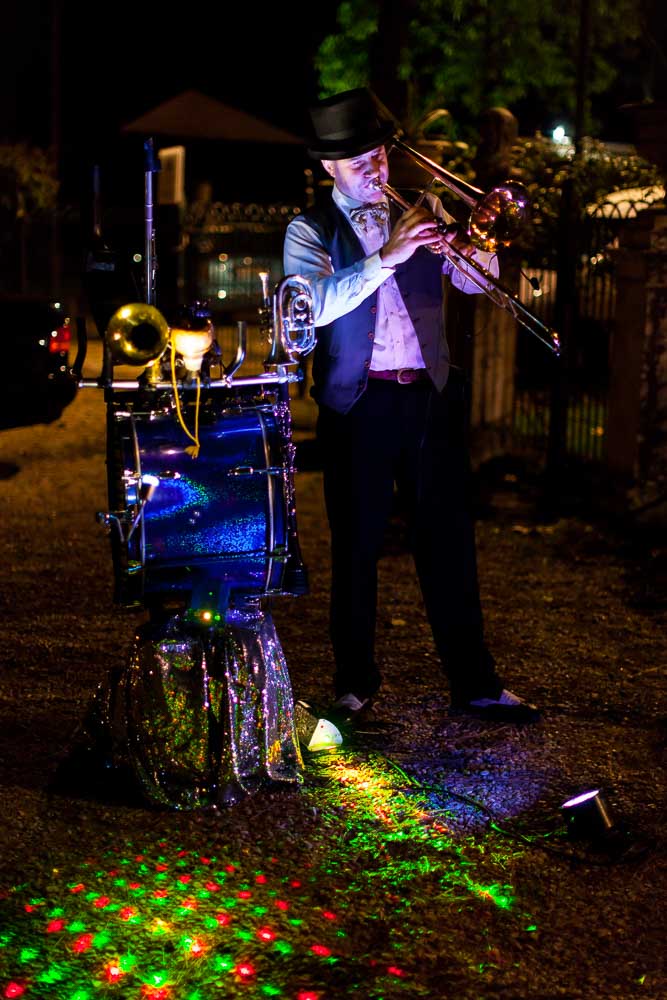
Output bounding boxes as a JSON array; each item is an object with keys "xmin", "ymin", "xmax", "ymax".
[{"xmin": 105, "ymin": 303, "xmax": 170, "ymax": 366}]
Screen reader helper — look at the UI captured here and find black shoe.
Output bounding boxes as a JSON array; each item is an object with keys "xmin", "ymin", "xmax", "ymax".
[
  {"xmin": 450, "ymin": 689, "xmax": 541, "ymax": 724},
  {"xmin": 326, "ymin": 693, "xmax": 374, "ymax": 728}
]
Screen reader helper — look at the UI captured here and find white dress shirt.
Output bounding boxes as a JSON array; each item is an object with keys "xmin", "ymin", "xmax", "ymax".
[{"xmin": 283, "ymin": 185, "xmax": 499, "ymax": 371}]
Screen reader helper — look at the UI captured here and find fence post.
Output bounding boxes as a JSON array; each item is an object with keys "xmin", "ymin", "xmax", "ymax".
[
  {"xmin": 607, "ymin": 208, "xmax": 667, "ymax": 513},
  {"xmin": 545, "ymin": 176, "xmax": 578, "ymax": 499}
]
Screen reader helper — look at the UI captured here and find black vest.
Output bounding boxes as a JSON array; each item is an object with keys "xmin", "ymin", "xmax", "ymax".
[{"xmin": 297, "ymin": 199, "xmax": 451, "ymax": 414}]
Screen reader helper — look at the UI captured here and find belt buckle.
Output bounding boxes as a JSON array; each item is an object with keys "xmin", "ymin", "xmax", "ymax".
[{"xmin": 396, "ymin": 368, "xmax": 414, "ymax": 384}]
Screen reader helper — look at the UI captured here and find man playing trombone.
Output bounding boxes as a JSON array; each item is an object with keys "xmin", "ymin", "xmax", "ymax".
[{"xmin": 284, "ymin": 87, "xmax": 539, "ymax": 726}]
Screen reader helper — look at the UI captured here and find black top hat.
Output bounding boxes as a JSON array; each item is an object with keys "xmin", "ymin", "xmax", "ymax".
[{"xmin": 306, "ymin": 87, "xmax": 397, "ymax": 160}]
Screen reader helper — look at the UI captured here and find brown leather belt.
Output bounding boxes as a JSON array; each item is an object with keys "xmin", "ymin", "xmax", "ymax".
[{"xmin": 367, "ymin": 368, "xmax": 430, "ymax": 384}]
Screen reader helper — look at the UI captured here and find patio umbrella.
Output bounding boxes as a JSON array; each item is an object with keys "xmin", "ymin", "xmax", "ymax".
[{"xmin": 122, "ymin": 89, "xmax": 303, "ymax": 145}]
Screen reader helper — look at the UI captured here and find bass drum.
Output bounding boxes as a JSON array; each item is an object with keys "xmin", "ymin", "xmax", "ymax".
[{"xmin": 107, "ymin": 401, "xmax": 304, "ymax": 611}]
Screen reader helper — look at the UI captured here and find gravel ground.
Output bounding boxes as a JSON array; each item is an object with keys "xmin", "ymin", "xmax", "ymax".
[{"xmin": 0, "ymin": 361, "xmax": 665, "ymax": 1000}]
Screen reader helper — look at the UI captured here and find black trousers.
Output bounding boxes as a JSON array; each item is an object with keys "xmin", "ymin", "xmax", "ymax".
[{"xmin": 316, "ymin": 374, "xmax": 502, "ymax": 706}]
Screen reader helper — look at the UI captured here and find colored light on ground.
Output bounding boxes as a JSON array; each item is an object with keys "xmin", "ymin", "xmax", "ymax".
[
  {"xmin": 104, "ymin": 962, "xmax": 125, "ymax": 982},
  {"xmin": 4, "ymin": 985, "xmax": 26, "ymax": 998},
  {"xmin": 185, "ymin": 937, "xmax": 207, "ymax": 956},
  {"xmin": 141, "ymin": 987, "xmax": 171, "ymax": 1000},
  {"xmin": 46, "ymin": 919, "xmax": 65, "ymax": 932},
  {"xmin": 215, "ymin": 913, "xmax": 231, "ymax": 926},
  {"xmin": 296, "ymin": 992, "xmax": 319, "ymax": 1000},
  {"xmin": 72, "ymin": 934, "xmax": 93, "ymax": 953},
  {"xmin": 388, "ymin": 965, "xmax": 406, "ymax": 976},
  {"xmin": 257, "ymin": 927, "xmax": 277, "ymax": 942},
  {"xmin": 234, "ymin": 962, "xmax": 256, "ymax": 978},
  {"xmin": 310, "ymin": 944, "xmax": 332, "ymax": 957}
]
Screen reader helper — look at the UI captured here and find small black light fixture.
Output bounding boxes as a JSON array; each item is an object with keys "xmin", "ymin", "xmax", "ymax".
[{"xmin": 561, "ymin": 789, "xmax": 616, "ymax": 840}]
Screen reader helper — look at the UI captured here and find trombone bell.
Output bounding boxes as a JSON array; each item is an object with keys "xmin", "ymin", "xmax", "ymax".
[{"xmin": 392, "ymin": 135, "xmax": 530, "ymax": 253}]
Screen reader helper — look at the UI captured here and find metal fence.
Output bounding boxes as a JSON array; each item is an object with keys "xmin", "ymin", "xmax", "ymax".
[{"xmin": 508, "ymin": 191, "xmax": 661, "ymax": 467}]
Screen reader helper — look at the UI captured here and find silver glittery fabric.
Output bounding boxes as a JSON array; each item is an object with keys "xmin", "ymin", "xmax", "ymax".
[{"xmin": 97, "ymin": 606, "xmax": 303, "ymax": 809}]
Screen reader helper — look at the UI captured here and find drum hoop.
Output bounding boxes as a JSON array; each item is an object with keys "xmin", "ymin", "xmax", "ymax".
[{"xmin": 257, "ymin": 408, "xmax": 276, "ymax": 593}]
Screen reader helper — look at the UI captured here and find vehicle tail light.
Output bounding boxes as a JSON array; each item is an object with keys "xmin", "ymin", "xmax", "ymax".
[{"xmin": 49, "ymin": 319, "xmax": 71, "ymax": 353}]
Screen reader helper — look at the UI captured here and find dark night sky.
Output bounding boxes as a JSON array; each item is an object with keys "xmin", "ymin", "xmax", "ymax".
[
  {"xmin": 2, "ymin": 1, "xmax": 339, "ymax": 205},
  {"xmin": 2, "ymin": 1, "xmax": 665, "ymax": 207}
]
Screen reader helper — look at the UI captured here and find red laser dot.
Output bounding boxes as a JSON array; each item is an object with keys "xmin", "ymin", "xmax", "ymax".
[
  {"xmin": 141, "ymin": 987, "xmax": 171, "ymax": 999},
  {"xmin": 155, "ymin": 864, "xmax": 169, "ymax": 872},
  {"xmin": 257, "ymin": 927, "xmax": 276, "ymax": 942},
  {"xmin": 107, "ymin": 869, "xmax": 119, "ymax": 876},
  {"xmin": 387, "ymin": 965, "xmax": 406, "ymax": 977},
  {"xmin": 128, "ymin": 883, "xmax": 141, "ymax": 890},
  {"xmin": 237, "ymin": 890, "xmax": 252, "ymax": 899},
  {"xmin": 135, "ymin": 855, "xmax": 144, "ymax": 861},
  {"xmin": 72, "ymin": 933, "xmax": 93, "ymax": 953},
  {"xmin": 275, "ymin": 899, "xmax": 289, "ymax": 910},
  {"xmin": 255, "ymin": 874, "xmax": 267, "ymax": 884},
  {"xmin": 119, "ymin": 907, "xmax": 136, "ymax": 921},
  {"xmin": 5, "ymin": 984, "xmax": 26, "ymax": 998},
  {"xmin": 70, "ymin": 884, "xmax": 85, "ymax": 894},
  {"xmin": 290, "ymin": 880, "xmax": 302, "ymax": 888},
  {"xmin": 235, "ymin": 962, "xmax": 255, "ymax": 978},
  {"xmin": 311, "ymin": 944, "xmax": 332, "ymax": 957},
  {"xmin": 296, "ymin": 992, "xmax": 319, "ymax": 1000},
  {"xmin": 205, "ymin": 881, "xmax": 221, "ymax": 892},
  {"xmin": 94, "ymin": 896, "xmax": 110, "ymax": 908},
  {"xmin": 181, "ymin": 899, "xmax": 197, "ymax": 910},
  {"xmin": 178, "ymin": 874, "xmax": 191, "ymax": 884},
  {"xmin": 177, "ymin": 850, "xmax": 188, "ymax": 857},
  {"xmin": 105, "ymin": 963, "xmax": 124, "ymax": 982},
  {"xmin": 322, "ymin": 910, "xmax": 337, "ymax": 920},
  {"xmin": 189, "ymin": 938, "xmax": 206, "ymax": 956},
  {"xmin": 199, "ymin": 856, "xmax": 211, "ymax": 864},
  {"xmin": 153, "ymin": 890, "xmax": 169, "ymax": 898},
  {"xmin": 215, "ymin": 912, "xmax": 231, "ymax": 926},
  {"xmin": 46, "ymin": 919, "xmax": 65, "ymax": 933}
]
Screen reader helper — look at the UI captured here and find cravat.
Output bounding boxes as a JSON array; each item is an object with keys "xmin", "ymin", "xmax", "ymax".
[{"xmin": 349, "ymin": 201, "xmax": 390, "ymax": 234}]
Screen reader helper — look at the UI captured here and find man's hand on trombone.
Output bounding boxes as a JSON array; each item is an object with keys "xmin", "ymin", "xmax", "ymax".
[
  {"xmin": 379, "ymin": 206, "xmax": 446, "ymax": 267},
  {"xmin": 379, "ymin": 208, "xmax": 474, "ymax": 268}
]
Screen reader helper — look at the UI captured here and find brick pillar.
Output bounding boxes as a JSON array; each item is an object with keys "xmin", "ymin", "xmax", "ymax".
[{"xmin": 607, "ymin": 208, "xmax": 667, "ymax": 503}]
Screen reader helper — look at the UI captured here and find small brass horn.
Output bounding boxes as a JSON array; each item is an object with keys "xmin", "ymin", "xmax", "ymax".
[{"xmin": 105, "ymin": 303, "xmax": 170, "ymax": 366}]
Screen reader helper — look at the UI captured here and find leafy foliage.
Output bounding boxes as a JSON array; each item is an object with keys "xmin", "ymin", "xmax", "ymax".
[
  {"xmin": 0, "ymin": 143, "xmax": 59, "ymax": 219},
  {"xmin": 316, "ymin": 0, "xmax": 646, "ymax": 136}
]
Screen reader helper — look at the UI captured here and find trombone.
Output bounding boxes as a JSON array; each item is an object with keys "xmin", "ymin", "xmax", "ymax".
[{"xmin": 381, "ymin": 136, "xmax": 560, "ymax": 356}]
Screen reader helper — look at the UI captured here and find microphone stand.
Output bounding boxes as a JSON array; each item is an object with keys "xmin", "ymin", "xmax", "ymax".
[{"xmin": 144, "ymin": 138, "xmax": 160, "ymax": 307}]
